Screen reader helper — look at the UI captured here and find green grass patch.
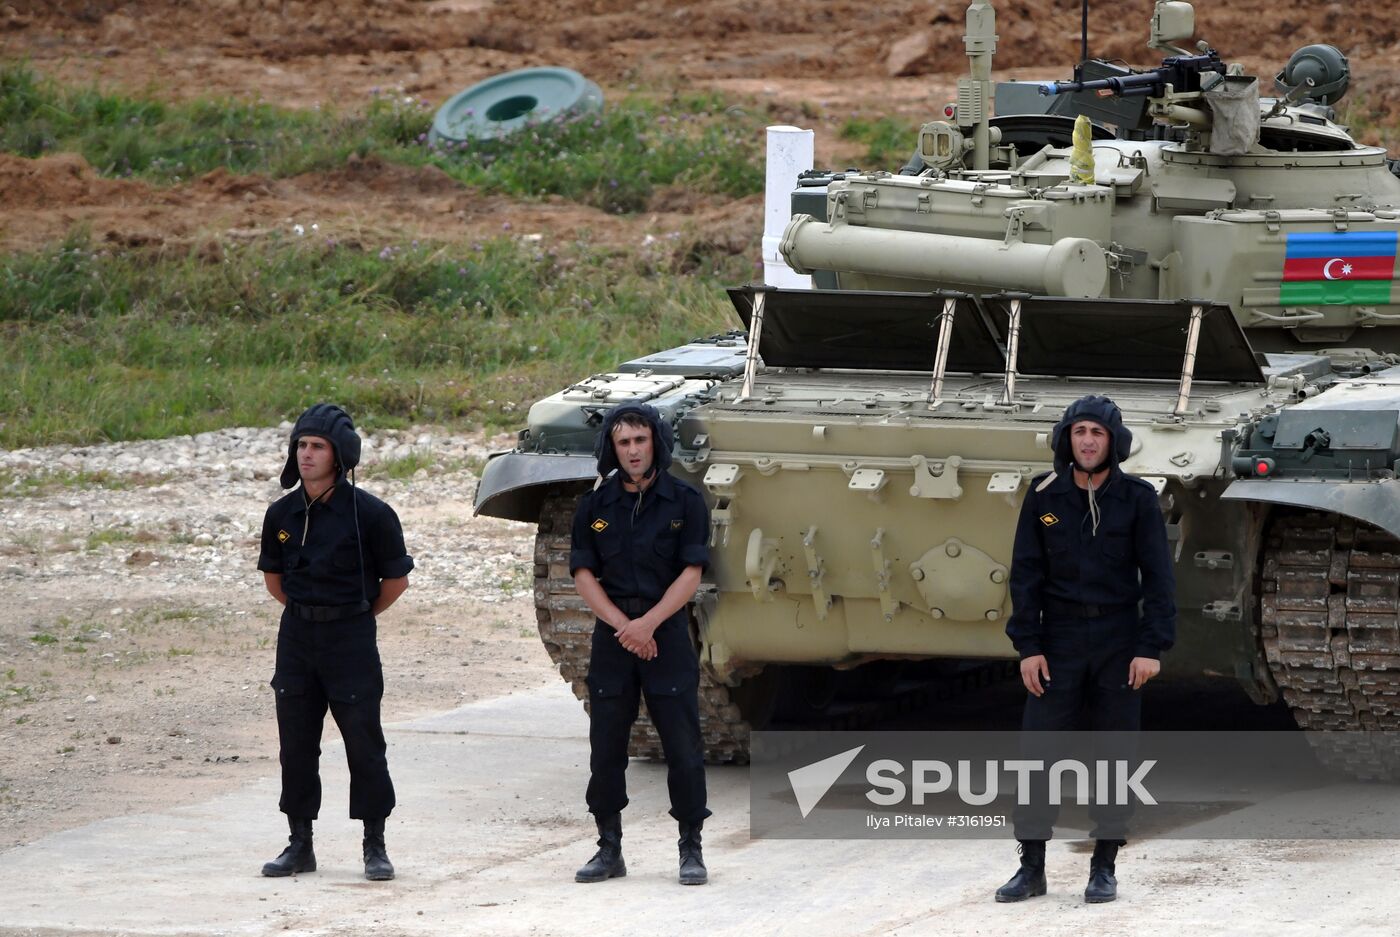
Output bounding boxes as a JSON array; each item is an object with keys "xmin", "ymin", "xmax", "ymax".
[
  {"xmin": 839, "ymin": 115, "xmax": 919, "ymax": 169},
  {"xmin": 0, "ymin": 231, "xmax": 748, "ymax": 447},
  {"xmin": 423, "ymin": 89, "xmax": 763, "ymax": 212},
  {"xmin": 29, "ymin": 633, "xmax": 57, "ymax": 645},
  {"xmin": 85, "ymin": 527, "xmax": 137, "ymax": 550},
  {"xmin": 362, "ymin": 451, "xmax": 449, "ymax": 480},
  {"xmin": 0, "ymin": 467, "xmax": 155, "ymax": 498},
  {"xmin": 1, "ymin": 63, "xmax": 764, "ymax": 212}
]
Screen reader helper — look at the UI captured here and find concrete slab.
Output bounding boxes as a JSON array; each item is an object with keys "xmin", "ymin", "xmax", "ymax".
[{"xmin": 1, "ymin": 683, "xmax": 1394, "ymax": 937}]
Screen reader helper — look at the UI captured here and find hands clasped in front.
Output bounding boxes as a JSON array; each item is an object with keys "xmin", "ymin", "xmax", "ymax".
[
  {"xmin": 1019, "ymin": 653, "xmax": 1161, "ymax": 697},
  {"xmin": 614, "ymin": 617, "xmax": 659, "ymax": 660}
]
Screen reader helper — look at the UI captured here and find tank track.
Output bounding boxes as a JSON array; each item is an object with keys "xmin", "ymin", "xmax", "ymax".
[
  {"xmin": 533, "ymin": 491, "xmax": 753, "ymax": 765},
  {"xmin": 1260, "ymin": 512, "xmax": 1400, "ymax": 779}
]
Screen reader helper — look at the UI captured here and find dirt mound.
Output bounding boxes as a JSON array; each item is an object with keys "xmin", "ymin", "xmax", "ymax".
[
  {"xmin": 305, "ymin": 154, "xmax": 464, "ymax": 198},
  {"xmin": 0, "ymin": 152, "xmax": 148, "ymax": 210}
]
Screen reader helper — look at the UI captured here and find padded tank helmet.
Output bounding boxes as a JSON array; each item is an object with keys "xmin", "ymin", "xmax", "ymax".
[
  {"xmin": 1050, "ymin": 394, "xmax": 1133, "ymax": 474},
  {"xmin": 593, "ymin": 401, "xmax": 673, "ymax": 478},
  {"xmin": 280, "ymin": 403, "xmax": 362, "ymax": 489}
]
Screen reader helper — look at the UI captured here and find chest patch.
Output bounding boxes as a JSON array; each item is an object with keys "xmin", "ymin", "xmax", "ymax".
[
  {"xmin": 591, "ymin": 518, "xmax": 609, "ymax": 533},
  {"xmin": 1039, "ymin": 513, "xmax": 1060, "ymax": 527},
  {"xmin": 277, "ymin": 529, "xmax": 291, "ymax": 543},
  {"xmin": 670, "ymin": 519, "xmax": 683, "ymax": 531}
]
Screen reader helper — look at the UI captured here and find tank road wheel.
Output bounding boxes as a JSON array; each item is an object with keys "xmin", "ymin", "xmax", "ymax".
[
  {"xmin": 1260, "ymin": 512, "xmax": 1400, "ymax": 779},
  {"xmin": 533, "ymin": 491, "xmax": 754, "ymax": 765}
]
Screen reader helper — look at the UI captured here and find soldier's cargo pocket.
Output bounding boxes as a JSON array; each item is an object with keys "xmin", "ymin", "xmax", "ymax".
[
  {"xmin": 270, "ymin": 672, "xmax": 307, "ymax": 698},
  {"xmin": 642, "ymin": 667, "xmax": 698, "ymax": 698},
  {"xmin": 585, "ymin": 674, "xmax": 625, "ymax": 700},
  {"xmin": 324, "ymin": 671, "xmax": 383, "ymax": 705}
]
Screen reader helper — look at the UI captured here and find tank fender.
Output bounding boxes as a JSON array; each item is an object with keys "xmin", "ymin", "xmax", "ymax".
[
  {"xmin": 473, "ymin": 451, "xmax": 597, "ymax": 522},
  {"xmin": 1221, "ymin": 478, "xmax": 1400, "ymax": 540}
]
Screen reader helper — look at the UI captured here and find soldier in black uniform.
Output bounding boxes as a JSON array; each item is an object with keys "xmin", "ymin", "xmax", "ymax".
[
  {"xmin": 256, "ymin": 404, "xmax": 414, "ymax": 881},
  {"xmin": 995, "ymin": 395, "xmax": 1175, "ymax": 905},
  {"xmin": 568, "ymin": 402, "xmax": 712, "ymax": 886}
]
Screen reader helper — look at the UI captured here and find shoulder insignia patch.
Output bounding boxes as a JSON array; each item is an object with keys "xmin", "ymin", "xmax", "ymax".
[
  {"xmin": 1039, "ymin": 513, "xmax": 1059, "ymax": 527},
  {"xmin": 670, "ymin": 519, "xmax": 683, "ymax": 530},
  {"xmin": 277, "ymin": 529, "xmax": 290, "ymax": 543},
  {"xmin": 591, "ymin": 519, "xmax": 609, "ymax": 532}
]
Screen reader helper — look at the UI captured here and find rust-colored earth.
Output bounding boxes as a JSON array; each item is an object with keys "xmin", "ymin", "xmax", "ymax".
[{"xmin": 5, "ymin": 0, "xmax": 1400, "ymax": 253}]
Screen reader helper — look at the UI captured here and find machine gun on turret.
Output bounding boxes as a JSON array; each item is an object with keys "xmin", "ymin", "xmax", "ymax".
[{"xmin": 1037, "ymin": 50, "xmax": 1225, "ymax": 99}]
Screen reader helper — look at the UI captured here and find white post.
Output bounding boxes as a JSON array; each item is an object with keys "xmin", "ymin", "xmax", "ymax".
[{"xmin": 763, "ymin": 125, "xmax": 814, "ymax": 289}]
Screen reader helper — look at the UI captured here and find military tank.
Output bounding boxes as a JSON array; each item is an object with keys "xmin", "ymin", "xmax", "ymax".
[{"xmin": 475, "ymin": 0, "xmax": 1400, "ymax": 775}]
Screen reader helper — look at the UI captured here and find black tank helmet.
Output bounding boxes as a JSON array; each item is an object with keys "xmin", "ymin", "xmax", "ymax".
[
  {"xmin": 1050, "ymin": 394, "xmax": 1133, "ymax": 474},
  {"xmin": 280, "ymin": 403, "xmax": 362, "ymax": 489},
  {"xmin": 593, "ymin": 401, "xmax": 674, "ymax": 478}
]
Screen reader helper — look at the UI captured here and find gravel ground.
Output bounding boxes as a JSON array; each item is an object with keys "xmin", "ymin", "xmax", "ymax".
[{"xmin": 0, "ymin": 424, "xmax": 559, "ymax": 847}]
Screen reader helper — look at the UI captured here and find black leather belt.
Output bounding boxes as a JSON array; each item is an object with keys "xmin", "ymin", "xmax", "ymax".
[
  {"xmin": 288, "ymin": 600, "xmax": 371, "ymax": 622},
  {"xmin": 1043, "ymin": 599, "xmax": 1135, "ymax": 619},
  {"xmin": 608, "ymin": 596, "xmax": 656, "ymax": 616}
]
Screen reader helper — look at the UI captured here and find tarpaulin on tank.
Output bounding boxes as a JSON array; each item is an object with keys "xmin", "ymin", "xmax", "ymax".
[
  {"xmin": 727, "ymin": 288, "xmax": 1264, "ymax": 384},
  {"xmin": 727, "ymin": 288, "xmax": 1005, "ymax": 374},
  {"xmin": 985, "ymin": 295, "xmax": 1263, "ymax": 383}
]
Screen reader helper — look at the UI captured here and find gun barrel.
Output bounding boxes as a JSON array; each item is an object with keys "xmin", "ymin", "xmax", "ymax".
[{"xmin": 1038, "ymin": 72, "xmax": 1164, "ymax": 97}]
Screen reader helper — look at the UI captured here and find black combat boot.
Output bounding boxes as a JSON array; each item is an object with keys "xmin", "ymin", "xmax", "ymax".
[
  {"xmin": 678, "ymin": 820, "xmax": 708, "ymax": 885},
  {"xmin": 363, "ymin": 818, "xmax": 395, "ymax": 881},
  {"xmin": 261, "ymin": 817, "xmax": 316, "ymax": 877},
  {"xmin": 575, "ymin": 813, "xmax": 626, "ymax": 883},
  {"xmin": 994, "ymin": 840, "xmax": 1047, "ymax": 902},
  {"xmin": 1085, "ymin": 840, "xmax": 1119, "ymax": 903}
]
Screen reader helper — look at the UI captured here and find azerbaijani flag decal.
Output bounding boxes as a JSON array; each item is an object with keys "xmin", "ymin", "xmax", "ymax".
[{"xmin": 1281, "ymin": 231, "xmax": 1399, "ymax": 304}]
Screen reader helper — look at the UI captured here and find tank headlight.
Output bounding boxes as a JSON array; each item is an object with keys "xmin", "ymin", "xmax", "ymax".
[{"xmin": 1231, "ymin": 456, "xmax": 1277, "ymax": 477}]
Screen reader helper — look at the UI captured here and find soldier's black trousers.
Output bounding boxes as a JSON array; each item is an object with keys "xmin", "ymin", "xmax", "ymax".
[
  {"xmin": 1012, "ymin": 610, "xmax": 1142, "ymax": 843},
  {"xmin": 271, "ymin": 611, "xmax": 395, "ymax": 821},
  {"xmin": 585, "ymin": 614, "xmax": 710, "ymax": 824}
]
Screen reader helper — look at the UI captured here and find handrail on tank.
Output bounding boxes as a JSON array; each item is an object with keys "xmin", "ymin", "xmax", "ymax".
[
  {"xmin": 999, "ymin": 295, "xmax": 1027, "ymax": 407},
  {"xmin": 1174, "ymin": 303, "xmax": 1205, "ymax": 416},
  {"xmin": 927, "ymin": 296, "xmax": 959, "ymax": 408},
  {"xmin": 739, "ymin": 287, "xmax": 769, "ymax": 401}
]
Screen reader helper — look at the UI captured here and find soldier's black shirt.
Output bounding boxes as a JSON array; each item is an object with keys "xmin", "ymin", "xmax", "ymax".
[
  {"xmin": 258, "ymin": 482, "xmax": 414, "ymax": 606},
  {"xmin": 569, "ymin": 470, "xmax": 709, "ymax": 604},
  {"xmin": 1005, "ymin": 468, "xmax": 1176, "ymax": 661}
]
